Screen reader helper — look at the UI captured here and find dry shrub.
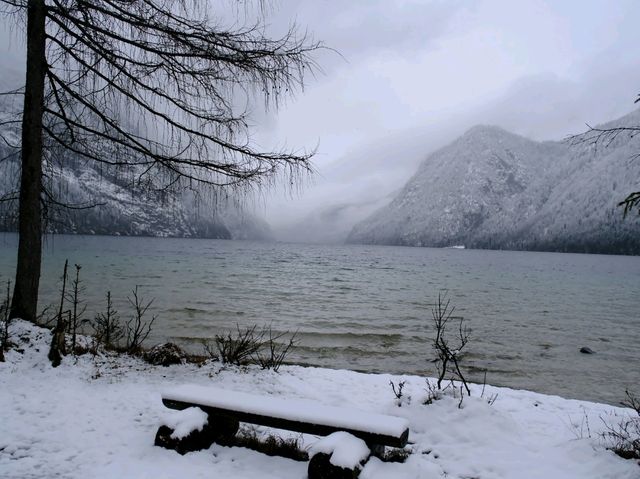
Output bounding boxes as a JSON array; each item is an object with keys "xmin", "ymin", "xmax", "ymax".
[
  {"xmin": 601, "ymin": 390, "xmax": 640, "ymax": 461},
  {"xmin": 203, "ymin": 324, "xmax": 297, "ymax": 370},
  {"xmin": 256, "ymin": 328, "xmax": 298, "ymax": 372},
  {"xmin": 208, "ymin": 325, "xmax": 265, "ymax": 365},
  {"xmin": 234, "ymin": 427, "xmax": 307, "ymax": 461}
]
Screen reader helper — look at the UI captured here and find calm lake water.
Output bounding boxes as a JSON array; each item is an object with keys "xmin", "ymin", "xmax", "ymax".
[{"xmin": 0, "ymin": 233, "xmax": 638, "ymax": 405}]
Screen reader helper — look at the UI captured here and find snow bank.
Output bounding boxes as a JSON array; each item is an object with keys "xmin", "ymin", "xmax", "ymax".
[
  {"xmin": 161, "ymin": 407, "xmax": 208, "ymax": 440},
  {"xmin": 1, "ymin": 320, "xmax": 638, "ymax": 479},
  {"xmin": 309, "ymin": 431, "xmax": 370, "ymax": 469}
]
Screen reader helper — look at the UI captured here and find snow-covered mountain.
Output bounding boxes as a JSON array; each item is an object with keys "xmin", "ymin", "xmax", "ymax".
[
  {"xmin": 0, "ymin": 143, "xmax": 272, "ymax": 239},
  {"xmin": 347, "ymin": 109, "xmax": 640, "ymax": 254},
  {"xmin": 0, "ymin": 73, "xmax": 271, "ymax": 241}
]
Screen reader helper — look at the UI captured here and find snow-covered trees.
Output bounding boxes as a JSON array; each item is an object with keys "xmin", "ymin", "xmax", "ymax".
[{"xmin": 569, "ymin": 94, "xmax": 640, "ymax": 217}]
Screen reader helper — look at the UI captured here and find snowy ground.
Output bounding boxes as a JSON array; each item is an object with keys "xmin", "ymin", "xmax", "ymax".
[{"xmin": 1, "ymin": 320, "xmax": 638, "ymax": 479}]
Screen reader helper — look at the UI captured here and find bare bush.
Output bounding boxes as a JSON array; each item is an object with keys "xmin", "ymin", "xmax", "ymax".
[
  {"xmin": 201, "ymin": 339, "xmax": 219, "ymax": 362},
  {"xmin": 234, "ymin": 427, "xmax": 307, "ymax": 462},
  {"xmin": 601, "ymin": 390, "xmax": 640, "ymax": 460},
  {"xmin": 204, "ymin": 325, "xmax": 298, "ymax": 369},
  {"xmin": 390, "ymin": 379, "xmax": 413, "ymax": 408},
  {"xmin": 125, "ymin": 287, "xmax": 156, "ymax": 353},
  {"xmin": 93, "ymin": 291, "xmax": 124, "ymax": 349},
  {"xmin": 212, "ymin": 325, "xmax": 265, "ymax": 366},
  {"xmin": 430, "ymin": 292, "xmax": 470, "ymax": 396},
  {"xmin": 423, "ymin": 378, "xmax": 465, "ymax": 406},
  {"xmin": 390, "ymin": 380, "xmax": 406, "ymax": 400},
  {"xmin": 423, "ymin": 378, "xmax": 440, "ymax": 405},
  {"xmin": 255, "ymin": 328, "xmax": 299, "ymax": 372},
  {"xmin": 479, "ymin": 372, "xmax": 498, "ymax": 406}
]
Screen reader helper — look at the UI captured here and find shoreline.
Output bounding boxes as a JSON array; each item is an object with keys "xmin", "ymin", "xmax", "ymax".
[{"xmin": 1, "ymin": 319, "xmax": 638, "ymax": 478}]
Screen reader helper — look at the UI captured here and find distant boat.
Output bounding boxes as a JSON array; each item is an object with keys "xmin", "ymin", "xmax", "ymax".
[{"xmin": 445, "ymin": 245, "xmax": 465, "ymax": 249}]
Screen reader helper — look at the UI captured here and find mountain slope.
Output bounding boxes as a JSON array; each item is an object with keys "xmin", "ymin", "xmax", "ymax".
[
  {"xmin": 0, "ymin": 72, "xmax": 271, "ymax": 241},
  {"xmin": 0, "ymin": 53, "xmax": 272, "ymax": 241},
  {"xmin": 0, "ymin": 149, "xmax": 272, "ymax": 239},
  {"xmin": 347, "ymin": 110, "xmax": 640, "ymax": 254}
]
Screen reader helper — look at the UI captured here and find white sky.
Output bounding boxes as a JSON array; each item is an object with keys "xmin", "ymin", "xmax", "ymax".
[
  {"xmin": 247, "ymin": 0, "xmax": 640, "ymax": 242},
  {"xmin": 2, "ymin": 0, "xmax": 640, "ymax": 242}
]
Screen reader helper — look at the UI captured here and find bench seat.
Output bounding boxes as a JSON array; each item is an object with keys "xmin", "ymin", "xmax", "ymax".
[{"xmin": 162, "ymin": 384, "xmax": 410, "ymax": 448}]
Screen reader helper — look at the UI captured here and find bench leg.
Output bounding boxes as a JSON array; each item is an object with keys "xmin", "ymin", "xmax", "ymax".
[
  {"xmin": 308, "ymin": 452, "xmax": 362, "ymax": 479},
  {"xmin": 367, "ymin": 443, "xmax": 385, "ymax": 459},
  {"xmin": 207, "ymin": 413, "xmax": 239, "ymax": 446},
  {"xmin": 154, "ymin": 411, "xmax": 239, "ymax": 454},
  {"xmin": 155, "ymin": 424, "xmax": 218, "ymax": 455}
]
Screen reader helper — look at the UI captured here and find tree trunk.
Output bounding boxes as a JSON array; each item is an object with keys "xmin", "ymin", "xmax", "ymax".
[{"xmin": 10, "ymin": 0, "xmax": 47, "ymax": 323}]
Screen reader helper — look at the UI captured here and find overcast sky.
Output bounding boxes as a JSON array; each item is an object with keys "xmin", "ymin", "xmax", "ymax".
[
  {"xmin": 242, "ymin": 0, "xmax": 640, "ymax": 242},
  {"xmin": 2, "ymin": 1, "xmax": 640, "ymax": 242}
]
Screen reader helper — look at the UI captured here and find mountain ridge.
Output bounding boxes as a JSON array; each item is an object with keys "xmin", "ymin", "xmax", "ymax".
[{"xmin": 347, "ymin": 109, "xmax": 640, "ymax": 255}]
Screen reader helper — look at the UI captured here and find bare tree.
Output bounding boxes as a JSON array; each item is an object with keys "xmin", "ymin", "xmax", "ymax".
[
  {"xmin": 430, "ymin": 292, "xmax": 470, "ymax": 396},
  {"xmin": 125, "ymin": 286, "xmax": 156, "ymax": 353},
  {"xmin": 1, "ymin": 0, "xmax": 322, "ymax": 322},
  {"xmin": 568, "ymin": 94, "xmax": 640, "ymax": 217}
]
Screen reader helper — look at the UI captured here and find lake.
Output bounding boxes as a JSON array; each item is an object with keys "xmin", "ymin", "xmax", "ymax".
[{"xmin": 0, "ymin": 233, "xmax": 638, "ymax": 405}]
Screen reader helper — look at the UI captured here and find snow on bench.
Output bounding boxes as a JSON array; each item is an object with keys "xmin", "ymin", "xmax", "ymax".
[{"xmin": 161, "ymin": 384, "xmax": 410, "ymax": 448}]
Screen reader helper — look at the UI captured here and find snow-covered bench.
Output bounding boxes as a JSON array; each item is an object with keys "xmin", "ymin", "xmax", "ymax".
[{"xmin": 156, "ymin": 385, "xmax": 410, "ymax": 477}]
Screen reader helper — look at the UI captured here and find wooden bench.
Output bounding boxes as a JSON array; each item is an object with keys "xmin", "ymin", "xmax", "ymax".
[{"xmin": 155, "ymin": 385, "xmax": 410, "ymax": 477}]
